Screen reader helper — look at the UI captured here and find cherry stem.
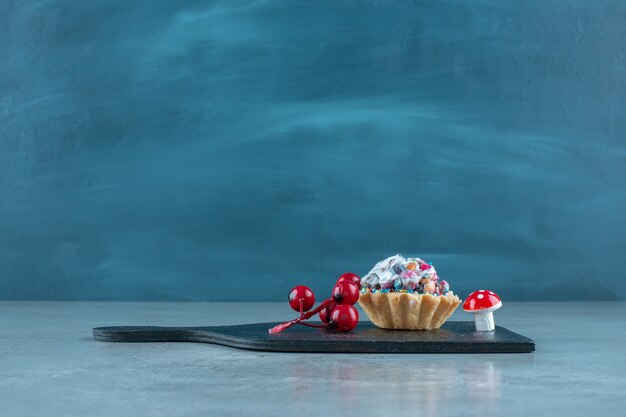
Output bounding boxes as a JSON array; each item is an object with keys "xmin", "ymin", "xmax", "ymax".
[
  {"xmin": 296, "ymin": 321, "xmax": 330, "ymax": 329},
  {"xmin": 269, "ymin": 299, "xmax": 333, "ymax": 334}
]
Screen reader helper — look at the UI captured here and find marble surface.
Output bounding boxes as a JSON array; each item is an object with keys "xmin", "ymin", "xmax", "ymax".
[{"xmin": 0, "ymin": 301, "xmax": 624, "ymax": 417}]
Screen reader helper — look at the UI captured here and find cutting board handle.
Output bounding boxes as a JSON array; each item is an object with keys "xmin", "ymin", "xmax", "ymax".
[{"xmin": 93, "ymin": 326, "xmax": 212, "ymax": 343}]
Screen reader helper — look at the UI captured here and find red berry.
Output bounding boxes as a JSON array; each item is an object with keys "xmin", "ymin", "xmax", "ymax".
[
  {"xmin": 288, "ymin": 286, "xmax": 315, "ymax": 313},
  {"xmin": 319, "ymin": 301, "xmax": 337, "ymax": 324},
  {"xmin": 330, "ymin": 305, "xmax": 359, "ymax": 332},
  {"xmin": 337, "ymin": 272, "xmax": 361, "ymax": 289},
  {"xmin": 332, "ymin": 281, "xmax": 360, "ymax": 305}
]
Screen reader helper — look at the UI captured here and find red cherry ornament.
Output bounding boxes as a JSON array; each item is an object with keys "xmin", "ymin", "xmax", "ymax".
[
  {"xmin": 336, "ymin": 272, "xmax": 361, "ymax": 289},
  {"xmin": 319, "ymin": 301, "xmax": 337, "ymax": 324},
  {"xmin": 332, "ymin": 281, "xmax": 360, "ymax": 305},
  {"xmin": 270, "ymin": 275, "xmax": 362, "ymax": 334},
  {"xmin": 330, "ymin": 305, "xmax": 359, "ymax": 332},
  {"xmin": 288, "ymin": 286, "xmax": 315, "ymax": 313}
]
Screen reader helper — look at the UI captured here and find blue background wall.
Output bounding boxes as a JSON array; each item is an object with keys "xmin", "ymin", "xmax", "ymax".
[{"xmin": 1, "ymin": 0, "xmax": 625, "ymax": 301}]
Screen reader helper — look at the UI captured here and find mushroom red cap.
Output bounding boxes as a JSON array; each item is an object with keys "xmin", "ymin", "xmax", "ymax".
[{"xmin": 463, "ymin": 290, "xmax": 502, "ymax": 311}]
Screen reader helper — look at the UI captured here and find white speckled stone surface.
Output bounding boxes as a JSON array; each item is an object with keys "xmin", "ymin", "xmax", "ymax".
[{"xmin": 0, "ymin": 302, "xmax": 624, "ymax": 417}]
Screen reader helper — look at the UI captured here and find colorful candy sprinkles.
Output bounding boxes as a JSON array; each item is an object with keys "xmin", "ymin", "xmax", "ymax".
[{"xmin": 360, "ymin": 254, "xmax": 454, "ymax": 296}]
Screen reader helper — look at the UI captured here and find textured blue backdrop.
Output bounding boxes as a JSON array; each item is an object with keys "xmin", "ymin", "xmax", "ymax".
[{"xmin": 1, "ymin": 0, "xmax": 625, "ymax": 301}]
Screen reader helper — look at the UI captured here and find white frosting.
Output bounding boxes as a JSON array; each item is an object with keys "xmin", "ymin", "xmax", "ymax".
[{"xmin": 361, "ymin": 254, "xmax": 450, "ymax": 294}]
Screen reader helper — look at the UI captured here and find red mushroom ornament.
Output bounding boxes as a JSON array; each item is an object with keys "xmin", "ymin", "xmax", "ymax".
[{"xmin": 463, "ymin": 290, "xmax": 502, "ymax": 331}]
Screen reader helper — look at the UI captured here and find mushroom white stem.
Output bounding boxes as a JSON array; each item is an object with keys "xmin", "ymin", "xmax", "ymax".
[{"xmin": 473, "ymin": 310, "xmax": 495, "ymax": 332}]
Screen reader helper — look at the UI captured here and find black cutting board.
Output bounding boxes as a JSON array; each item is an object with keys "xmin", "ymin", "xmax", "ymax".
[{"xmin": 93, "ymin": 321, "xmax": 534, "ymax": 353}]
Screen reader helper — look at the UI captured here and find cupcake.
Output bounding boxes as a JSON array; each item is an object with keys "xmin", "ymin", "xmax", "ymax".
[{"xmin": 358, "ymin": 254, "xmax": 461, "ymax": 330}]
